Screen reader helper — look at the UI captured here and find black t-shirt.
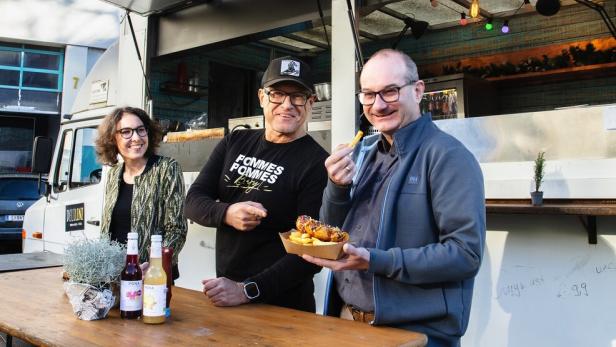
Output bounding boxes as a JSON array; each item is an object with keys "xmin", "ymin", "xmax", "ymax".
[
  {"xmin": 110, "ymin": 179, "xmax": 133, "ymax": 243},
  {"xmin": 185, "ymin": 129, "xmax": 328, "ymax": 312}
]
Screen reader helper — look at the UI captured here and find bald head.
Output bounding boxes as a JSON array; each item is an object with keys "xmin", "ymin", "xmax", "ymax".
[{"xmin": 361, "ymin": 49, "xmax": 419, "ymax": 85}]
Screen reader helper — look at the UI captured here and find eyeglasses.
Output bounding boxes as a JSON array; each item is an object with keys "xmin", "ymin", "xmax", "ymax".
[
  {"xmin": 116, "ymin": 126, "xmax": 148, "ymax": 139},
  {"xmin": 356, "ymin": 81, "xmax": 417, "ymax": 106},
  {"xmin": 265, "ymin": 89, "xmax": 311, "ymax": 106}
]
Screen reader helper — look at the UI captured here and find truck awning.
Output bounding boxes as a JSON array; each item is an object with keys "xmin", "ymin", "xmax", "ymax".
[{"xmin": 99, "ymin": 0, "xmax": 213, "ymax": 16}]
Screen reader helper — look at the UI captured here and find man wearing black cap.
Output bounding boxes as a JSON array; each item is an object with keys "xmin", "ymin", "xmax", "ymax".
[{"xmin": 185, "ymin": 56, "xmax": 328, "ymax": 312}]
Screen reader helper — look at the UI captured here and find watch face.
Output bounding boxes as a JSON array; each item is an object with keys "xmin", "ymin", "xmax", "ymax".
[{"xmin": 244, "ymin": 281, "xmax": 260, "ymax": 300}]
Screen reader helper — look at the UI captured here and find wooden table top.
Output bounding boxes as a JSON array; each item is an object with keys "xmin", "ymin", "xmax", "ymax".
[{"xmin": 0, "ymin": 267, "xmax": 427, "ymax": 347}]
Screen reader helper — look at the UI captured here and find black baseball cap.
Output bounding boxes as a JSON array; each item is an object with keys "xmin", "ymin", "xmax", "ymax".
[{"xmin": 261, "ymin": 56, "xmax": 313, "ymax": 93}]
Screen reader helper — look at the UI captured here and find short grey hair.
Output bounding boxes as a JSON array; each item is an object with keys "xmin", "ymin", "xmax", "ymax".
[{"xmin": 365, "ymin": 49, "xmax": 419, "ymax": 83}]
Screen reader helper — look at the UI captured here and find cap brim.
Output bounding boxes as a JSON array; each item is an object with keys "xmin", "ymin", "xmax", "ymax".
[{"xmin": 263, "ymin": 78, "xmax": 313, "ymax": 93}]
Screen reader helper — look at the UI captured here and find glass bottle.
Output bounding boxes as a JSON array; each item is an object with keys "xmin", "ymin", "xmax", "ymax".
[
  {"xmin": 120, "ymin": 232, "xmax": 143, "ymax": 319},
  {"xmin": 143, "ymin": 235, "xmax": 167, "ymax": 324},
  {"xmin": 162, "ymin": 247, "xmax": 173, "ymax": 318}
]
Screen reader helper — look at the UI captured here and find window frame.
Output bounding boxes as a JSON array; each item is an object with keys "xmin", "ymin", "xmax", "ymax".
[{"xmin": 0, "ymin": 45, "xmax": 64, "ymax": 92}]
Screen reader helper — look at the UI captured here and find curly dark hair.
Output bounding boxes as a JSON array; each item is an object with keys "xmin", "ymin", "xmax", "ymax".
[{"xmin": 95, "ymin": 107, "xmax": 163, "ymax": 165}]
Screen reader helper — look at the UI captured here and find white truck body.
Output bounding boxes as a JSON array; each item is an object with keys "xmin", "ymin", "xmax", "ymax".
[{"xmin": 22, "ymin": 41, "xmax": 218, "ymax": 292}]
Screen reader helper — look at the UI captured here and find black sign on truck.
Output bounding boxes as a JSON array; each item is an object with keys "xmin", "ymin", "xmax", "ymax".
[{"xmin": 66, "ymin": 203, "xmax": 85, "ymax": 231}]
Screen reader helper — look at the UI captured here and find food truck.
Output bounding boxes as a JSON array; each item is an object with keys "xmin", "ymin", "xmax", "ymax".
[{"xmin": 23, "ymin": 0, "xmax": 616, "ymax": 345}]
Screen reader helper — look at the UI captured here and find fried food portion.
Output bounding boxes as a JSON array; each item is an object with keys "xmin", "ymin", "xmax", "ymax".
[
  {"xmin": 348, "ymin": 130, "xmax": 364, "ymax": 148},
  {"xmin": 292, "ymin": 215, "xmax": 349, "ymax": 245}
]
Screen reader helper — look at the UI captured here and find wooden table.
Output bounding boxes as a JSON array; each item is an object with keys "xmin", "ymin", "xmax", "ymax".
[
  {"xmin": 486, "ymin": 199, "xmax": 616, "ymax": 244},
  {"xmin": 0, "ymin": 267, "xmax": 427, "ymax": 346}
]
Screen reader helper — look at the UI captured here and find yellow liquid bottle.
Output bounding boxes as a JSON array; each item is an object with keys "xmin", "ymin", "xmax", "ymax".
[{"xmin": 143, "ymin": 234, "xmax": 167, "ymax": 324}]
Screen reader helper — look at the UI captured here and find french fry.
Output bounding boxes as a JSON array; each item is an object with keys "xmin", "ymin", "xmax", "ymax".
[{"xmin": 348, "ymin": 130, "xmax": 364, "ymax": 148}]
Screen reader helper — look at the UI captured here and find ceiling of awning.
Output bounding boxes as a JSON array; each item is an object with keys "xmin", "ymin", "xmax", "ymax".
[
  {"xmin": 101, "ymin": 0, "xmax": 578, "ymax": 54},
  {"xmin": 98, "ymin": 0, "xmax": 212, "ymax": 15}
]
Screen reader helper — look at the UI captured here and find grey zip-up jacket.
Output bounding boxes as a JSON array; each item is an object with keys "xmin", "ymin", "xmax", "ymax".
[{"xmin": 322, "ymin": 115, "xmax": 485, "ymax": 343}]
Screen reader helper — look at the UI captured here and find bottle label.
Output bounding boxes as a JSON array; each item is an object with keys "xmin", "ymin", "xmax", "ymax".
[
  {"xmin": 143, "ymin": 284, "xmax": 166, "ymax": 316},
  {"xmin": 127, "ymin": 239, "xmax": 138, "ymax": 255},
  {"xmin": 120, "ymin": 280, "xmax": 143, "ymax": 311},
  {"xmin": 151, "ymin": 241, "xmax": 162, "ymax": 258}
]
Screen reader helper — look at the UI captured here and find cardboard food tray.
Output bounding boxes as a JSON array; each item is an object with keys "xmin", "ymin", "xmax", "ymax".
[{"xmin": 279, "ymin": 230, "xmax": 348, "ymax": 260}]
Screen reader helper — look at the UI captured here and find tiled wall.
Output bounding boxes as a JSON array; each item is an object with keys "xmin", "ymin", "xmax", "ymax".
[
  {"xmin": 314, "ymin": 3, "xmax": 616, "ymax": 114},
  {"xmin": 151, "ymin": 44, "xmax": 292, "ymax": 124}
]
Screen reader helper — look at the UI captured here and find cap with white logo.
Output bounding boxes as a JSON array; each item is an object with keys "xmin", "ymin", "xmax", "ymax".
[{"xmin": 261, "ymin": 56, "xmax": 313, "ymax": 92}]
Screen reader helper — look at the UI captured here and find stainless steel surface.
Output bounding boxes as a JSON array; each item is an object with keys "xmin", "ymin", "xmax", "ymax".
[
  {"xmin": 314, "ymin": 82, "xmax": 332, "ymax": 101},
  {"xmin": 228, "ymin": 116, "xmax": 264, "ymax": 132},
  {"xmin": 158, "ymin": 138, "xmax": 221, "ymax": 172},
  {"xmin": 0, "ymin": 252, "xmax": 63, "ymax": 272},
  {"xmin": 435, "ymin": 105, "xmax": 616, "ymax": 163}
]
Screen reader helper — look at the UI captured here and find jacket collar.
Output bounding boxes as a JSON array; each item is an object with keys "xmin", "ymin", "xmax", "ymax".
[
  {"xmin": 391, "ymin": 114, "xmax": 432, "ymax": 155},
  {"xmin": 116, "ymin": 155, "xmax": 160, "ymax": 183}
]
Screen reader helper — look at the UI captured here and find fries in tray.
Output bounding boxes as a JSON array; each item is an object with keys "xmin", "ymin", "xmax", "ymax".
[
  {"xmin": 293, "ymin": 215, "xmax": 348, "ymax": 244},
  {"xmin": 279, "ymin": 216, "xmax": 350, "ymax": 260}
]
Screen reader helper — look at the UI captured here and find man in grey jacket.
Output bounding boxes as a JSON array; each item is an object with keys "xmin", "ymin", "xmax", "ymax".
[{"xmin": 303, "ymin": 49, "xmax": 485, "ymax": 347}]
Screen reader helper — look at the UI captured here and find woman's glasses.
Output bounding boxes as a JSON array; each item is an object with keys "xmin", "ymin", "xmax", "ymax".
[{"xmin": 116, "ymin": 126, "xmax": 148, "ymax": 139}]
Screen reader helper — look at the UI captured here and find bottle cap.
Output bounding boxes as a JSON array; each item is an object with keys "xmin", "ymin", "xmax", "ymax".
[
  {"xmin": 127, "ymin": 232, "xmax": 138, "ymax": 240},
  {"xmin": 151, "ymin": 234, "xmax": 162, "ymax": 242}
]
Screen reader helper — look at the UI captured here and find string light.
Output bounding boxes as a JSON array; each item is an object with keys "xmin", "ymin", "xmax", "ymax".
[
  {"xmin": 485, "ymin": 18, "xmax": 493, "ymax": 31},
  {"xmin": 460, "ymin": 13, "xmax": 468, "ymax": 26},
  {"xmin": 501, "ymin": 20, "xmax": 510, "ymax": 33},
  {"xmin": 470, "ymin": 0, "xmax": 480, "ymax": 18}
]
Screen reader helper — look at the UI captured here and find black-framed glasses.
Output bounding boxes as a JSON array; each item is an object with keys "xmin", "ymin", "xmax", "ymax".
[
  {"xmin": 356, "ymin": 81, "xmax": 417, "ymax": 106},
  {"xmin": 116, "ymin": 126, "xmax": 148, "ymax": 139},
  {"xmin": 265, "ymin": 89, "xmax": 311, "ymax": 106}
]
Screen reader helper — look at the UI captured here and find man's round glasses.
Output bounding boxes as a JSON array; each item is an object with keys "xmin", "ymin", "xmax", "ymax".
[
  {"xmin": 356, "ymin": 81, "xmax": 416, "ymax": 106},
  {"xmin": 117, "ymin": 126, "xmax": 148, "ymax": 139},
  {"xmin": 265, "ymin": 90, "xmax": 311, "ymax": 106}
]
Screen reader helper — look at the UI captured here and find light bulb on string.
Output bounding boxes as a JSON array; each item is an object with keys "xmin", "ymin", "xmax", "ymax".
[
  {"xmin": 460, "ymin": 13, "xmax": 468, "ymax": 26},
  {"xmin": 470, "ymin": 0, "xmax": 480, "ymax": 18},
  {"xmin": 501, "ymin": 20, "xmax": 510, "ymax": 33},
  {"xmin": 485, "ymin": 18, "xmax": 493, "ymax": 31}
]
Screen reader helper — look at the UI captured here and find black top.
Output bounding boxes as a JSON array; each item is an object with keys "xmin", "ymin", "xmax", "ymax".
[
  {"xmin": 185, "ymin": 129, "xmax": 328, "ymax": 312},
  {"xmin": 110, "ymin": 179, "xmax": 133, "ymax": 243},
  {"xmin": 334, "ymin": 136, "xmax": 399, "ymax": 312}
]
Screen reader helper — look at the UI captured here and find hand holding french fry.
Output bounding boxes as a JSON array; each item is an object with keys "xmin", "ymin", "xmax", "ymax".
[{"xmin": 324, "ymin": 131, "xmax": 364, "ymax": 185}]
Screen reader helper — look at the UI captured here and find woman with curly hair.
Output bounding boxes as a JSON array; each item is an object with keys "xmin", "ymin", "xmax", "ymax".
[{"xmin": 95, "ymin": 106, "xmax": 187, "ymax": 279}]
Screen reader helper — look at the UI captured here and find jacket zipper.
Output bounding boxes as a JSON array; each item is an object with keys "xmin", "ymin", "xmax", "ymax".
[{"xmin": 372, "ymin": 170, "xmax": 394, "ymax": 324}]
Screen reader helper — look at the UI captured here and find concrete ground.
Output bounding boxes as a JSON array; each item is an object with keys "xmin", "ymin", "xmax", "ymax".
[{"xmin": 0, "ymin": 333, "xmax": 33, "ymax": 347}]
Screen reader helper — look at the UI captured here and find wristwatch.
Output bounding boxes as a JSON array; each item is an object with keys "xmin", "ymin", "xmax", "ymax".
[{"xmin": 243, "ymin": 281, "xmax": 260, "ymax": 300}]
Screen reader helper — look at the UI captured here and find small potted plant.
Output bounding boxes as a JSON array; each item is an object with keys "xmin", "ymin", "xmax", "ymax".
[
  {"xmin": 531, "ymin": 151, "xmax": 546, "ymax": 206},
  {"xmin": 63, "ymin": 238, "xmax": 125, "ymax": 320}
]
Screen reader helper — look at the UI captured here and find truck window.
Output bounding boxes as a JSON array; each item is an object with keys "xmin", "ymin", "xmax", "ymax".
[
  {"xmin": 70, "ymin": 127, "xmax": 102, "ymax": 188},
  {"xmin": 54, "ymin": 129, "xmax": 73, "ymax": 193}
]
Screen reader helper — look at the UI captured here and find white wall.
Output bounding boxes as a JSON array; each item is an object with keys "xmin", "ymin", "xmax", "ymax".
[
  {"xmin": 0, "ymin": 0, "xmax": 121, "ymax": 48},
  {"xmin": 463, "ymin": 215, "xmax": 616, "ymax": 347}
]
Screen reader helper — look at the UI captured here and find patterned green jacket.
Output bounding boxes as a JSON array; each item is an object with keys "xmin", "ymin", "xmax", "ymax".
[{"xmin": 100, "ymin": 155, "xmax": 187, "ymax": 266}]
